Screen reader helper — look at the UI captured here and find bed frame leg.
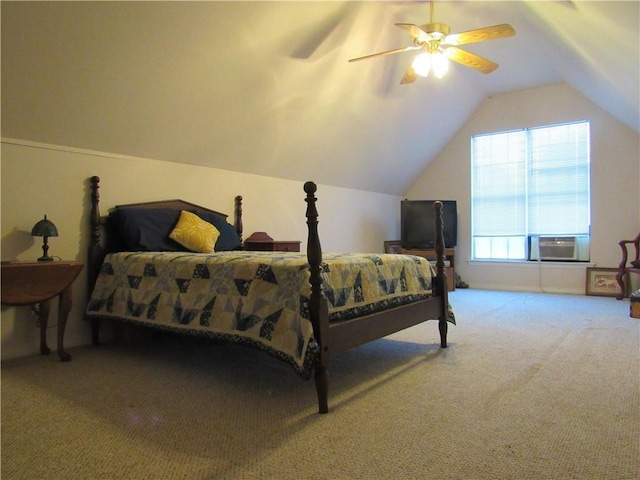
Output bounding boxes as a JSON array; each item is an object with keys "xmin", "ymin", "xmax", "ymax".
[
  {"xmin": 91, "ymin": 319, "xmax": 100, "ymax": 346},
  {"xmin": 315, "ymin": 367, "xmax": 330, "ymax": 414},
  {"xmin": 439, "ymin": 319, "xmax": 448, "ymax": 348}
]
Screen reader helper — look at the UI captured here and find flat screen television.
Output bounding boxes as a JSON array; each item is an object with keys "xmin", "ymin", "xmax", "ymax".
[{"xmin": 401, "ymin": 200, "xmax": 458, "ymax": 249}]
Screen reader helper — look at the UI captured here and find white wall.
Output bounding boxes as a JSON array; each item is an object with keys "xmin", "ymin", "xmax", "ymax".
[
  {"xmin": 0, "ymin": 141, "xmax": 400, "ymax": 360},
  {"xmin": 3, "ymin": 82, "xmax": 638, "ymax": 360},
  {"xmin": 406, "ymin": 83, "xmax": 640, "ymax": 293}
]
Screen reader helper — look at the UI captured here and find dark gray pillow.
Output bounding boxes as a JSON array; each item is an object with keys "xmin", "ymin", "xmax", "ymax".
[
  {"xmin": 192, "ymin": 211, "xmax": 242, "ymax": 251},
  {"xmin": 109, "ymin": 208, "xmax": 187, "ymax": 252}
]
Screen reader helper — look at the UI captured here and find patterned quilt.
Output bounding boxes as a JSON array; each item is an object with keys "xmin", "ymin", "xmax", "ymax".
[{"xmin": 86, "ymin": 251, "xmax": 453, "ymax": 378}]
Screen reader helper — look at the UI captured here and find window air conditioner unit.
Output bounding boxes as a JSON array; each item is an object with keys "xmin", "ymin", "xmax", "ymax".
[{"xmin": 529, "ymin": 235, "xmax": 590, "ymax": 262}]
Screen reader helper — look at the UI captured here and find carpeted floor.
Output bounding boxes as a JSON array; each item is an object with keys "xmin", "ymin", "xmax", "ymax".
[{"xmin": 2, "ymin": 289, "xmax": 638, "ymax": 479}]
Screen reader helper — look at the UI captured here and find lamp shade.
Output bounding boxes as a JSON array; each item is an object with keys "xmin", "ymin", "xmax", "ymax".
[
  {"xmin": 31, "ymin": 215, "xmax": 59, "ymax": 237},
  {"xmin": 31, "ymin": 215, "xmax": 58, "ymax": 261}
]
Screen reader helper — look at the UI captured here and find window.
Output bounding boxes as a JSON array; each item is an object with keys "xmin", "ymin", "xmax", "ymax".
[{"xmin": 471, "ymin": 121, "xmax": 590, "ymax": 260}]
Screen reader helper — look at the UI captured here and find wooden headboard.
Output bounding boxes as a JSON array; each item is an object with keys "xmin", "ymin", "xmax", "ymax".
[{"xmin": 87, "ymin": 176, "xmax": 243, "ymax": 294}]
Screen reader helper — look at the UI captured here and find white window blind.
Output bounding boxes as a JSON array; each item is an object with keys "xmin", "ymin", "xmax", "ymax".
[{"xmin": 471, "ymin": 121, "xmax": 590, "ymax": 260}]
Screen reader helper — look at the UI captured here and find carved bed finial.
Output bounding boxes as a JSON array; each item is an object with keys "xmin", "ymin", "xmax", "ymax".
[
  {"xmin": 433, "ymin": 200, "xmax": 449, "ymax": 348},
  {"xmin": 88, "ymin": 176, "xmax": 106, "ymax": 345},
  {"xmin": 304, "ymin": 181, "xmax": 321, "ymax": 282},
  {"xmin": 434, "ymin": 200, "xmax": 445, "ymax": 285},
  {"xmin": 88, "ymin": 176, "xmax": 103, "ymax": 283},
  {"xmin": 304, "ymin": 180, "xmax": 330, "ymax": 413},
  {"xmin": 234, "ymin": 195, "xmax": 243, "ymax": 243},
  {"xmin": 89, "ymin": 176, "xmax": 101, "ymax": 248}
]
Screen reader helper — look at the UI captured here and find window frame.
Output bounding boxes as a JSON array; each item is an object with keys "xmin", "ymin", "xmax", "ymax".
[{"xmin": 470, "ymin": 121, "xmax": 591, "ymax": 261}]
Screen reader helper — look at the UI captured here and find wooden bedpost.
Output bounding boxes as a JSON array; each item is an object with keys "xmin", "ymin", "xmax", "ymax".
[
  {"xmin": 304, "ymin": 181, "xmax": 330, "ymax": 414},
  {"xmin": 433, "ymin": 201, "xmax": 449, "ymax": 348},
  {"xmin": 234, "ymin": 195, "xmax": 243, "ymax": 244},
  {"xmin": 88, "ymin": 176, "xmax": 105, "ymax": 345}
]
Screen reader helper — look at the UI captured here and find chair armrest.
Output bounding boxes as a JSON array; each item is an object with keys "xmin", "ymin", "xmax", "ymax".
[{"xmin": 618, "ymin": 233, "xmax": 640, "ymax": 269}]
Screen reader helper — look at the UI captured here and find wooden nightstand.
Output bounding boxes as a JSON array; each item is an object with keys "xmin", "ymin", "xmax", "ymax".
[
  {"xmin": 1, "ymin": 260, "xmax": 84, "ymax": 361},
  {"xmin": 244, "ymin": 232, "xmax": 301, "ymax": 252}
]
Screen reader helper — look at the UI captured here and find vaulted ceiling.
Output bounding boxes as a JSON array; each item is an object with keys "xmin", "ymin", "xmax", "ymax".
[{"xmin": 2, "ymin": 1, "xmax": 638, "ymax": 195}]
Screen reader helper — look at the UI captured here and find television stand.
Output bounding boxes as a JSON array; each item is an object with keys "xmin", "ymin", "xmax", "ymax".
[{"xmin": 399, "ymin": 247, "xmax": 456, "ymax": 292}]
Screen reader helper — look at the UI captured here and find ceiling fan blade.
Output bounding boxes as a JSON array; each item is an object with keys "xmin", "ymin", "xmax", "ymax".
[
  {"xmin": 290, "ymin": 2, "xmax": 360, "ymax": 59},
  {"xmin": 445, "ymin": 24, "xmax": 515, "ymax": 46},
  {"xmin": 395, "ymin": 23, "xmax": 429, "ymax": 40},
  {"xmin": 446, "ymin": 46, "xmax": 499, "ymax": 74},
  {"xmin": 348, "ymin": 45, "xmax": 421, "ymax": 63},
  {"xmin": 400, "ymin": 65, "xmax": 418, "ymax": 84}
]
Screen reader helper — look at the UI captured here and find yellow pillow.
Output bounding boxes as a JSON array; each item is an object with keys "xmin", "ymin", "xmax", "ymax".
[{"xmin": 169, "ymin": 211, "xmax": 220, "ymax": 253}]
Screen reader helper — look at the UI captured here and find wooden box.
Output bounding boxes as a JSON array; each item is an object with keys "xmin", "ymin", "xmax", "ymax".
[
  {"xmin": 244, "ymin": 232, "xmax": 301, "ymax": 252},
  {"xmin": 631, "ymin": 290, "xmax": 640, "ymax": 319}
]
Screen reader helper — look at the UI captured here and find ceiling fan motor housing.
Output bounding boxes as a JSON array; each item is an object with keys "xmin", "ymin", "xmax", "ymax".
[{"xmin": 421, "ymin": 23, "xmax": 450, "ymax": 39}]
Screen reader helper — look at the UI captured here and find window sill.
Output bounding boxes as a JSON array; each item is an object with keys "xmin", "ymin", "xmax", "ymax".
[{"xmin": 468, "ymin": 259, "xmax": 595, "ymax": 269}]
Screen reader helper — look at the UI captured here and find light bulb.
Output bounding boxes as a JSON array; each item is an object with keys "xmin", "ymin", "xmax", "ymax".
[
  {"xmin": 432, "ymin": 52, "xmax": 449, "ymax": 79},
  {"xmin": 412, "ymin": 53, "xmax": 431, "ymax": 77}
]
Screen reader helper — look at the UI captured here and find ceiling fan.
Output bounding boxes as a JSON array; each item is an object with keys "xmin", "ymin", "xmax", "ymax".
[{"xmin": 348, "ymin": 0, "xmax": 515, "ymax": 84}]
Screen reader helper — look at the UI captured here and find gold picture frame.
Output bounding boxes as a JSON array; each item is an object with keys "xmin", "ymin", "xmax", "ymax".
[
  {"xmin": 586, "ymin": 267, "xmax": 624, "ymax": 297},
  {"xmin": 384, "ymin": 240, "xmax": 402, "ymax": 254}
]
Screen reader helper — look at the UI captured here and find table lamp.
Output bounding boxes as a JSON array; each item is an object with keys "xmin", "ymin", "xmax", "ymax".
[{"xmin": 31, "ymin": 215, "xmax": 59, "ymax": 261}]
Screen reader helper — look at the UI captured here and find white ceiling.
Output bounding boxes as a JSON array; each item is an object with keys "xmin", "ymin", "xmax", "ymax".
[{"xmin": 2, "ymin": 1, "xmax": 638, "ymax": 195}]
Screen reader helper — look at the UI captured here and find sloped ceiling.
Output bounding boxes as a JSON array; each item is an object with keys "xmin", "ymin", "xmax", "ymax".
[{"xmin": 2, "ymin": 1, "xmax": 638, "ymax": 195}]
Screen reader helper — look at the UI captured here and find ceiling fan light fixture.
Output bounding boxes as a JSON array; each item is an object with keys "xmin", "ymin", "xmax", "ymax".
[
  {"xmin": 412, "ymin": 52, "xmax": 432, "ymax": 77},
  {"xmin": 347, "ymin": 0, "xmax": 516, "ymax": 84},
  {"xmin": 413, "ymin": 51, "xmax": 449, "ymax": 78},
  {"xmin": 432, "ymin": 51, "xmax": 449, "ymax": 78}
]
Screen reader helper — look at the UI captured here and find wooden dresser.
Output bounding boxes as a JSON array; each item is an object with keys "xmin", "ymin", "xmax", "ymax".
[{"xmin": 398, "ymin": 247, "xmax": 456, "ymax": 292}]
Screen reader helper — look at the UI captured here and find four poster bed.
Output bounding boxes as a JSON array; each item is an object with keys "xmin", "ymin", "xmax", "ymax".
[{"xmin": 85, "ymin": 176, "xmax": 454, "ymax": 413}]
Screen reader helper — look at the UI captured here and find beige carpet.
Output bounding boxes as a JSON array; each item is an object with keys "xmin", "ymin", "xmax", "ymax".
[{"xmin": 2, "ymin": 290, "xmax": 638, "ymax": 479}]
